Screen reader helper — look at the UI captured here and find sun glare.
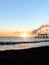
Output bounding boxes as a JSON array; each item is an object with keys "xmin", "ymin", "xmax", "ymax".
[{"xmin": 21, "ymin": 32, "xmax": 29, "ymax": 37}]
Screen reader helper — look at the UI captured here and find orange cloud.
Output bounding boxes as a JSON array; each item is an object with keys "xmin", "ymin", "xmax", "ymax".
[{"xmin": 0, "ymin": 30, "xmax": 34, "ymax": 37}]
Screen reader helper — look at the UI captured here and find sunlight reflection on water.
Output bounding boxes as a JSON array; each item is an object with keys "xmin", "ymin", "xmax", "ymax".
[{"xmin": 0, "ymin": 37, "xmax": 49, "ymax": 51}]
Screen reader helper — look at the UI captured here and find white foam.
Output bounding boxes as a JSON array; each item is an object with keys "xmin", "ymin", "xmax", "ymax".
[{"xmin": 0, "ymin": 42, "xmax": 49, "ymax": 51}]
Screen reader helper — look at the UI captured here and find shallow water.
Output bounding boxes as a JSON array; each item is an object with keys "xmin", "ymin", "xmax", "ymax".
[
  {"xmin": 0, "ymin": 37, "xmax": 49, "ymax": 51},
  {"xmin": 0, "ymin": 37, "xmax": 49, "ymax": 42},
  {"xmin": 0, "ymin": 42, "xmax": 49, "ymax": 51}
]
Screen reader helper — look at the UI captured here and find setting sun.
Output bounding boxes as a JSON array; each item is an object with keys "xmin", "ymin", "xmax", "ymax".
[{"xmin": 20, "ymin": 32, "xmax": 29, "ymax": 37}]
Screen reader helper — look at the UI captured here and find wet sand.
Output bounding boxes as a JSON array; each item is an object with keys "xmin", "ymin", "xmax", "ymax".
[{"xmin": 0, "ymin": 45, "xmax": 49, "ymax": 64}]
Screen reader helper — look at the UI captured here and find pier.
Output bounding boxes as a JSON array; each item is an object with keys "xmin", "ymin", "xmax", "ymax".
[{"xmin": 38, "ymin": 34, "xmax": 48, "ymax": 38}]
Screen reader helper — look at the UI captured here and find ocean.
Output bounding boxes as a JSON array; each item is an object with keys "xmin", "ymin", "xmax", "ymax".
[
  {"xmin": 0, "ymin": 37, "xmax": 49, "ymax": 42},
  {"xmin": 0, "ymin": 37, "xmax": 49, "ymax": 51}
]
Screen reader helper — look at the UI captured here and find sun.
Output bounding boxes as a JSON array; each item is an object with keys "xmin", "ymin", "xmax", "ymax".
[{"xmin": 21, "ymin": 32, "xmax": 29, "ymax": 37}]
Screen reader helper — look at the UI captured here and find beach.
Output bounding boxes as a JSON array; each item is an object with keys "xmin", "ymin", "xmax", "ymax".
[
  {"xmin": 0, "ymin": 37, "xmax": 49, "ymax": 64},
  {"xmin": 0, "ymin": 45, "xmax": 49, "ymax": 64}
]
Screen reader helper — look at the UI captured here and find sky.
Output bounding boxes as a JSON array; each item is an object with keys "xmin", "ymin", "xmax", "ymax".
[{"xmin": 0, "ymin": 0, "xmax": 49, "ymax": 31}]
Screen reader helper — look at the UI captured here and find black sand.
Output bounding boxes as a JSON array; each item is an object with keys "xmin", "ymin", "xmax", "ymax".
[{"xmin": 0, "ymin": 45, "xmax": 49, "ymax": 64}]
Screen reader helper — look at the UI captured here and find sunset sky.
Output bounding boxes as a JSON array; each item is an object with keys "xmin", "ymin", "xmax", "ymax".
[
  {"xmin": 0, "ymin": 0, "xmax": 49, "ymax": 37},
  {"xmin": 0, "ymin": 0, "xmax": 49, "ymax": 31}
]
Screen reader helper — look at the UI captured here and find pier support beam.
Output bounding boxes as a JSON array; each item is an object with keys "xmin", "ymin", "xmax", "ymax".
[{"xmin": 38, "ymin": 34, "xmax": 48, "ymax": 38}]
